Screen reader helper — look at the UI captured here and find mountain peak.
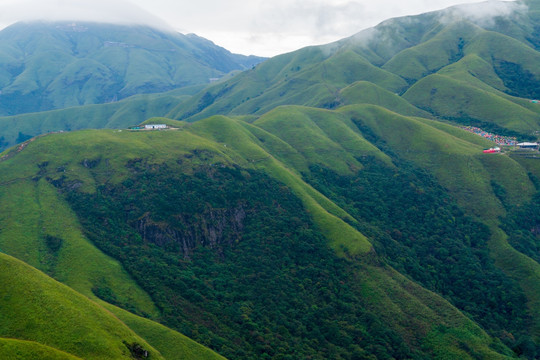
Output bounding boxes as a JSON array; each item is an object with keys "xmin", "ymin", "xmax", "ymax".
[
  {"xmin": 0, "ymin": 0, "xmax": 173, "ymax": 32},
  {"xmin": 0, "ymin": 21, "xmax": 265, "ymax": 117}
]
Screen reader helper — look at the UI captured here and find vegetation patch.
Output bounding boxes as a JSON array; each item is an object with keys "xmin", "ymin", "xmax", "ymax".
[
  {"xmin": 493, "ymin": 60, "xmax": 540, "ymax": 100},
  {"xmin": 63, "ymin": 164, "xmax": 420, "ymax": 359},
  {"xmin": 304, "ymin": 157, "xmax": 532, "ymax": 351}
]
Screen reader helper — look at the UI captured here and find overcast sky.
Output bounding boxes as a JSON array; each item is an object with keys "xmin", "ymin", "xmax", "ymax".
[{"xmin": 0, "ymin": 0, "xmax": 514, "ymax": 56}]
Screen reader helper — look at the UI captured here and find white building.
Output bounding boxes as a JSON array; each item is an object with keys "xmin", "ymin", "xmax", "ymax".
[
  {"xmin": 145, "ymin": 124, "xmax": 167, "ymax": 130},
  {"xmin": 517, "ymin": 142, "xmax": 539, "ymax": 149}
]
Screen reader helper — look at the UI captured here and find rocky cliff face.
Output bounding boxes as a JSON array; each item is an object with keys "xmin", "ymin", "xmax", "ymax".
[{"xmin": 135, "ymin": 206, "xmax": 246, "ymax": 258}]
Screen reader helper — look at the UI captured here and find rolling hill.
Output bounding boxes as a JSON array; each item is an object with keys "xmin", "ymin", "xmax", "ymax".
[
  {"xmin": 0, "ymin": 252, "xmax": 225, "ymax": 360},
  {"xmin": 0, "ymin": 21, "xmax": 265, "ymax": 116},
  {"xmin": 5, "ymin": 0, "xmax": 540, "ymax": 153},
  {"xmin": 0, "ymin": 107, "xmax": 539, "ymax": 358},
  {"xmin": 0, "ymin": 86, "xmax": 202, "ymax": 152},
  {"xmin": 1, "ymin": 0, "xmax": 540, "ymax": 359},
  {"xmin": 165, "ymin": 0, "xmax": 540, "ymax": 140}
]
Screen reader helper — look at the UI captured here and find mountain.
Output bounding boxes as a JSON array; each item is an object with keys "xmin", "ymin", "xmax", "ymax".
[
  {"xmin": 5, "ymin": 0, "xmax": 540, "ymax": 152},
  {"xmin": 0, "ymin": 86, "xmax": 202, "ymax": 151},
  {"xmin": 2, "ymin": 0, "xmax": 540, "ymax": 359},
  {"xmin": 166, "ymin": 0, "xmax": 540, "ymax": 139},
  {"xmin": 0, "ymin": 21, "xmax": 265, "ymax": 116},
  {"xmin": 0, "ymin": 110, "xmax": 538, "ymax": 358}
]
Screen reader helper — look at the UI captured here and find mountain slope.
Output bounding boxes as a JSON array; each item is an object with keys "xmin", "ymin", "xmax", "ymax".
[
  {"xmin": 0, "ymin": 252, "xmax": 165, "ymax": 360},
  {"xmin": 5, "ymin": 1, "xmax": 540, "ymax": 153},
  {"xmin": 100, "ymin": 302, "xmax": 227, "ymax": 360},
  {"xmin": 165, "ymin": 0, "xmax": 540, "ymax": 139},
  {"xmin": 0, "ymin": 115, "xmax": 534, "ymax": 358},
  {"xmin": 0, "ymin": 339, "xmax": 82, "ymax": 360},
  {"xmin": 0, "ymin": 86, "xmax": 200, "ymax": 152},
  {"xmin": 0, "ymin": 21, "xmax": 265, "ymax": 116},
  {"xmin": 2, "ymin": 0, "xmax": 540, "ymax": 359}
]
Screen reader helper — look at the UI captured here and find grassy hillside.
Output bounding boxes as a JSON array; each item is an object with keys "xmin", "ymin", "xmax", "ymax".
[
  {"xmin": 162, "ymin": 0, "xmax": 540, "ymax": 144},
  {"xmin": 0, "ymin": 87, "xmax": 199, "ymax": 152},
  {"xmin": 2, "ymin": 0, "xmax": 540, "ymax": 358},
  {"xmin": 0, "ymin": 339, "xmax": 82, "ymax": 360},
  {"xmin": 0, "ymin": 177, "xmax": 159, "ymax": 317},
  {"xmin": 0, "ymin": 253, "xmax": 164, "ymax": 360},
  {"xmin": 0, "ymin": 119, "xmax": 533, "ymax": 358},
  {"xmin": 338, "ymin": 104, "xmax": 540, "ymax": 347},
  {"xmin": 381, "ymin": 21, "xmax": 481, "ymax": 82},
  {"xmin": 100, "ymin": 302, "xmax": 227, "ymax": 360},
  {"xmin": 403, "ymin": 73, "xmax": 540, "ymax": 134},
  {"xmin": 4, "ymin": 0, "xmax": 540, "ymax": 155},
  {"xmin": 0, "ymin": 21, "xmax": 265, "ymax": 116},
  {"xmin": 339, "ymin": 80, "xmax": 430, "ymax": 117}
]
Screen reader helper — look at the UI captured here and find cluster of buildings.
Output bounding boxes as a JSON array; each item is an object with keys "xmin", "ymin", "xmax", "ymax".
[
  {"xmin": 459, "ymin": 126, "xmax": 518, "ymax": 146},
  {"xmin": 459, "ymin": 126, "xmax": 539, "ymax": 153}
]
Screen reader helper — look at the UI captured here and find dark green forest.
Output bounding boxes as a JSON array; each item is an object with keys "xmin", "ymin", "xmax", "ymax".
[
  {"xmin": 305, "ymin": 159, "xmax": 535, "ymax": 356},
  {"xmin": 63, "ymin": 164, "xmax": 418, "ymax": 359},
  {"xmin": 57, "ymin": 155, "xmax": 538, "ymax": 359}
]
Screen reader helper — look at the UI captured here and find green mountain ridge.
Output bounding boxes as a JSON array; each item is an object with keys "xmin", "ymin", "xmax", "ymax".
[
  {"xmin": 0, "ymin": 252, "xmax": 225, "ymax": 359},
  {"xmin": 0, "ymin": 21, "xmax": 265, "ymax": 116},
  {"xmin": 164, "ymin": 0, "xmax": 540, "ymax": 139},
  {"xmin": 5, "ymin": 0, "xmax": 540, "ymax": 152},
  {"xmin": 1, "ymin": 104, "xmax": 539, "ymax": 358},
  {"xmin": 0, "ymin": 251, "xmax": 163, "ymax": 360},
  {"xmin": 0, "ymin": 86, "xmax": 201, "ymax": 151}
]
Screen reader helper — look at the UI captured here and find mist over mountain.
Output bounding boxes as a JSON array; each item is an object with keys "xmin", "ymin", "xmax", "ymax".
[
  {"xmin": 0, "ymin": 21, "xmax": 265, "ymax": 116},
  {"xmin": 0, "ymin": 0, "xmax": 175, "ymax": 31},
  {"xmin": 168, "ymin": 0, "xmax": 540, "ymax": 133}
]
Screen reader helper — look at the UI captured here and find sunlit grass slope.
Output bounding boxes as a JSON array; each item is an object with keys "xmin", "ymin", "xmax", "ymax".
[
  {"xmin": 340, "ymin": 104, "xmax": 535, "ymax": 218},
  {"xmin": 0, "ymin": 253, "xmax": 165, "ymax": 360},
  {"xmin": 465, "ymin": 30, "xmax": 540, "ymax": 81},
  {"xmin": 0, "ymin": 87, "xmax": 198, "ymax": 152},
  {"xmin": 339, "ymin": 81, "xmax": 430, "ymax": 117},
  {"xmin": 436, "ymin": 54, "xmax": 540, "ymax": 115},
  {"xmin": 382, "ymin": 21, "xmax": 482, "ymax": 82},
  {"xmin": 0, "ymin": 339, "xmax": 82, "ymax": 360},
  {"xmin": 163, "ymin": 0, "xmax": 540, "ymax": 144},
  {"xmin": 0, "ymin": 178, "xmax": 158, "ymax": 317},
  {"xmin": 253, "ymin": 105, "xmax": 392, "ymax": 173},
  {"xmin": 5, "ymin": 0, "xmax": 540, "ymax": 156},
  {"xmin": 167, "ymin": 46, "xmax": 408, "ymax": 122},
  {"xmin": 339, "ymin": 104, "xmax": 540, "ymax": 340},
  {"xmin": 403, "ymin": 74, "xmax": 540, "ymax": 133}
]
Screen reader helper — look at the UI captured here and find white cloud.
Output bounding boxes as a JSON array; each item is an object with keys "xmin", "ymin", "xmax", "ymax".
[
  {"xmin": 0, "ymin": 0, "xmax": 173, "ymax": 30},
  {"xmin": 0, "ymin": 0, "xmax": 522, "ymax": 56},
  {"xmin": 439, "ymin": 0, "xmax": 528, "ymax": 26}
]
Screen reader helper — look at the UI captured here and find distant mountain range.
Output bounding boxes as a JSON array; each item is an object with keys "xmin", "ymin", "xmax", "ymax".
[
  {"xmin": 1, "ymin": 1, "xmax": 540, "ymax": 359},
  {"xmin": 169, "ymin": 0, "xmax": 540, "ymax": 137},
  {"xmin": 0, "ymin": 21, "xmax": 265, "ymax": 116},
  {"xmin": 3, "ymin": 0, "xmax": 540, "ymax": 152}
]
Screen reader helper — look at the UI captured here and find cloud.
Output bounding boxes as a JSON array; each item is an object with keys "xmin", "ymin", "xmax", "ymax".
[
  {"xmin": 252, "ymin": 1, "xmax": 366, "ymax": 37},
  {"xmin": 0, "ymin": 0, "xmax": 522, "ymax": 56},
  {"xmin": 439, "ymin": 0, "xmax": 528, "ymax": 27},
  {"xmin": 0, "ymin": 0, "xmax": 173, "ymax": 30}
]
